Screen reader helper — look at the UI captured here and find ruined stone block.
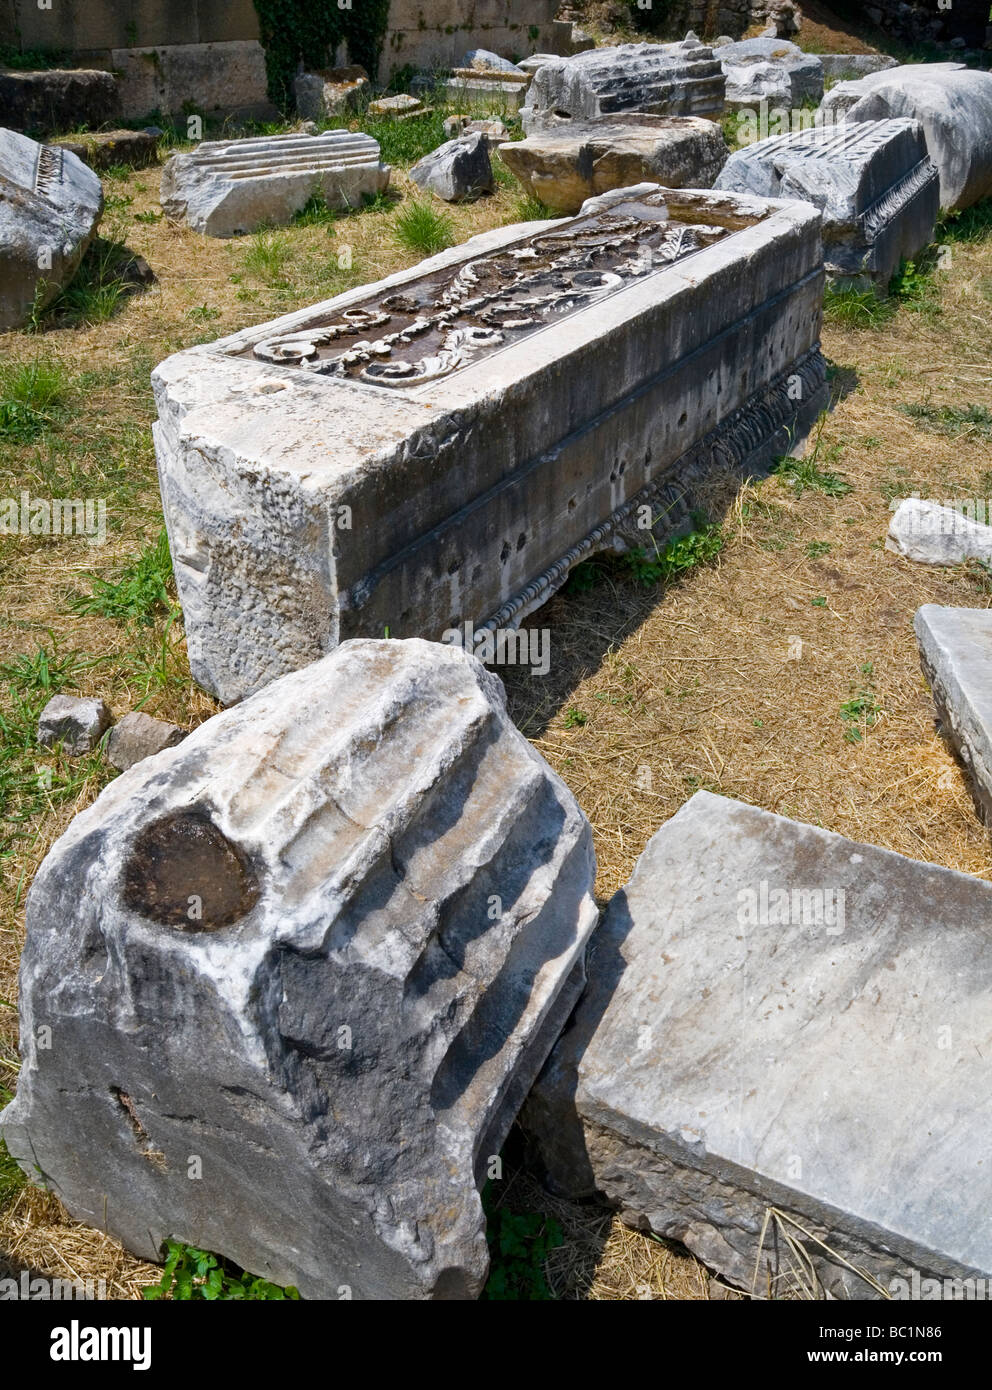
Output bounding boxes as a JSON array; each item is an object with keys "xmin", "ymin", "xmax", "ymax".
[
  {"xmin": 715, "ymin": 118, "xmax": 939, "ymax": 291},
  {"xmin": 151, "ymin": 183, "xmax": 827, "ymax": 705},
  {"xmin": 0, "ymin": 638, "xmax": 598, "ymax": 1301},
  {"xmin": 0, "ymin": 128, "xmax": 104, "ymax": 331},
  {"xmin": 522, "ymin": 790, "xmax": 992, "ymax": 1297},
  {"xmin": 915, "ymin": 605, "xmax": 992, "ymax": 826},
  {"xmin": 160, "ymin": 131, "xmax": 390, "ymax": 237},
  {"xmin": 522, "ymin": 39, "xmax": 726, "ymax": 134}
]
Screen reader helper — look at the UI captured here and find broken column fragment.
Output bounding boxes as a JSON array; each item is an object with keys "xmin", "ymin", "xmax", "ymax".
[
  {"xmin": 0, "ymin": 638, "xmax": 598, "ymax": 1301},
  {"xmin": 522, "ymin": 790, "xmax": 992, "ymax": 1297},
  {"xmin": 715, "ymin": 119, "xmax": 939, "ymax": 291},
  {"xmin": 152, "ymin": 183, "xmax": 828, "ymax": 704}
]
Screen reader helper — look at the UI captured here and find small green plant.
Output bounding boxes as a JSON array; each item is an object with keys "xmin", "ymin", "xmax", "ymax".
[
  {"xmin": 293, "ymin": 188, "xmax": 338, "ymax": 227},
  {"xmin": 805, "ymin": 541, "xmax": 831, "ymax": 559},
  {"xmin": 811, "ymin": 595, "xmax": 827, "ymax": 607},
  {"xmin": 0, "ymin": 359, "xmax": 69, "ymax": 442},
  {"xmin": 938, "ymin": 202, "xmax": 992, "ymax": 244},
  {"xmin": 143, "ymin": 1241, "xmax": 300, "ymax": 1300},
  {"xmin": 70, "ymin": 529, "xmax": 178, "ymax": 627},
  {"xmin": 187, "ymin": 303, "xmax": 221, "ymax": 323},
  {"xmin": 840, "ymin": 663, "xmax": 881, "ymax": 743},
  {"xmin": 481, "ymin": 1190, "xmax": 563, "ymax": 1300},
  {"xmin": 623, "ymin": 519, "xmax": 724, "ymax": 586},
  {"xmin": 242, "ymin": 229, "xmax": 292, "ymax": 284},
  {"xmin": 45, "ymin": 236, "xmax": 145, "ymax": 326},
  {"xmin": 512, "ymin": 191, "xmax": 551, "ymax": 222},
  {"xmin": 774, "ymin": 447, "xmax": 851, "ymax": 499},
  {"xmin": 393, "ymin": 200, "xmax": 454, "ymax": 256},
  {"xmin": 563, "ymin": 707, "xmax": 588, "ymax": 728},
  {"xmin": 823, "ymin": 282, "xmax": 895, "ymax": 329},
  {"xmin": 133, "ymin": 208, "xmax": 163, "ymax": 224}
]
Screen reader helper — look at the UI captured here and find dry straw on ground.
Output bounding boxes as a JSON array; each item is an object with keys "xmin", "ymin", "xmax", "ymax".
[{"xmin": 1, "ymin": 102, "xmax": 991, "ymax": 1299}]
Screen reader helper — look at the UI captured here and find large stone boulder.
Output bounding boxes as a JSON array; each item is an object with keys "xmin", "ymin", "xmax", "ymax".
[
  {"xmin": 499, "ymin": 114, "xmax": 729, "ymax": 214},
  {"xmin": 294, "ymin": 66, "xmax": 370, "ymax": 120},
  {"xmin": 409, "ymin": 132, "xmax": 494, "ymax": 202},
  {"xmin": 886, "ymin": 497, "xmax": 992, "ymax": 565},
  {"xmin": 819, "ymin": 64, "xmax": 992, "ymax": 210},
  {"xmin": 0, "ymin": 127, "xmax": 104, "ymax": 331},
  {"xmin": 522, "ymin": 38, "xmax": 726, "ymax": 134},
  {"xmin": 522, "ymin": 790, "xmax": 992, "ymax": 1296},
  {"xmin": 0, "ymin": 638, "xmax": 599, "ymax": 1301},
  {"xmin": 0, "ymin": 68, "xmax": 121, "ymax": 137},
  {"xmin": 54, "ymin": 129, "xmax": 160, "ymax": 172},
  {"xmin": 718, "ymin": 37, "xmax": 824, "ymax": 112},
  {"xmin": 160, "ymin": 130, "xmax": 390, "ymax": 236},
  {"xmin": 715, "ymin": 118, "xmax": 939, "ymax": 292}
]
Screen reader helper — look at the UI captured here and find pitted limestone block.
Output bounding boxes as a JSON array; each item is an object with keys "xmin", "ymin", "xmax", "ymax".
[
  {"xmin": 819, "ymin": 63, "xmax": 992, "ymax": 211},
  {"xmin": 499, "ymin": 114, "xmax": 729, "ymax": 214},
  {"xmin": 715, "ymin": 119, "xmax": 938, "ymax": 291},
  {"xmin": 522, "ymin": 790, "xmax": 992, "ymax": 1297},
  {"xmin": 521, "ymin": 39, "xmax": 726, "ymax": 134},
  {"xmin": 915, "ymin": 605, "xmax": 992, "ymax": 827},
  {"xmin": 294, "ymin": 66, "xmax": 370, "ymax": 120},
  {"xmin": 0, "ymin": 69, "xmax": 121, "ymax": 137},
  {"xmin": 151, "ymin": 184, "xmax": 828, "ymax": 705},
  {"xmin": 160, "ymin": 131, "xmax": 390, "ymax": 237},
  {"xmin": 718, "ymin": 37, "xmax": 824, "ymax": 112},
  {"xmin": 0, "ymin": 638, "xmax": 599, "ymax": 1301},
  {"xmin": 0, "ymin": 128, "xmax": 104, "ymax": 331}
]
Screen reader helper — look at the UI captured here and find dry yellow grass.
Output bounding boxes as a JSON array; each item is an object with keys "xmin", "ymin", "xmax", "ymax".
[{"xmin": 1, "ymin": 130, "xmax": 990, "ymax": 1299}]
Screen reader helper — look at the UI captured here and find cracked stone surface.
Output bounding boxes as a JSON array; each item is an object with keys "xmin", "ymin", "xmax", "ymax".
[
  {"xmin": 0, "ymin": 638, "xmax": 598, "ymax": 1300},
  {"xmin": 522, "ymin": 790, "xmax": 992, "ymax": 1296}
]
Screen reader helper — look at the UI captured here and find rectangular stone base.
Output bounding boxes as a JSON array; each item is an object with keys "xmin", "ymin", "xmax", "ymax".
[{"xmin": 916, "ymin": 604, "xmax": 992, "ymax": 827}]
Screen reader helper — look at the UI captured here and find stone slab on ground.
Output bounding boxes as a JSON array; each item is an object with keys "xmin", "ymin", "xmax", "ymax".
[
  {"xmin": 112, "ymin": 40, "xmax": 273, "ymax": 120},
  {"xmin": 522, "ymin": 39, "xmax": 726, "ymax": 134},
  {"xmin": 0, "ymin": 68, "xmax": 121, "ymax": 136},
  {"xmin": 54, "ymin": 129, "xmax": 160, "ymax": 172},
  {"xmin": 718, "ymin": 37, "xmax": 824, "ymax": 111},
  {"xmin": 37, "ymin": 696, "xmax": 112, "ymax": 754},
  {"xmin": 160, "ymin": 131, "xmax": 389, "ymax": 237},
  {"xmin": 715, "ymin": 118, "xmax": 938, "ymax": 291},
  {"xmin": 409, "ymin": 132, "xmax": 494, "ymax": 201},
  {"xmin": 522, "ymin": 789, "xmax": 992, "ymax": 1297},
  {"xmin": 886, "ymin": 497, "xmax": 992, "ymax": 566},
  {"xmin": 444, "ymin": 77, "xmax": 529, "ymax": 112},
  {"xmin": 368, "ymin": 94, "xmax": 424, "ymax": 119},
  {"xmin": 294, "ymin": 66, "xmax": 370, "ymax": 120},
  {"xmin": 106, "ymin": 712, "xmax": 186, "ymax": 771},
  {"xmin": 151, "ymin": 183, "xmax": 828, "ymax": 705},
  {"xmin": 915, "ymin": 605, "xmax": 992, "ymax": 826},
  {"xmin": 499, "ymin": 114, "xmax": 729, "ymax": 214},
  {"xmin": 444, "ymin": 117, "xmax": 510, "ymax": 143},
  {"xmin": 0, "ymin": 127, "xmax": 104, "ymax": 331},
  {"xmin": 0, "ymin": 638, "xmax": 599, "ymax": 1301},
  {"xmin": 820, "ymin": 63, "xmax": 992, "ymax": 211}
]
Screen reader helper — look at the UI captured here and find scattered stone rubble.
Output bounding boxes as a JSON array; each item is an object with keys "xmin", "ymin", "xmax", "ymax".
[
  {"xmin": 522, "ymin": 790, "xmax": 992, "ymax": 1296},
  {"xmin": 0, "ymin": 127, "xmax": 104, "ymax": 331},
  {"xmin": 160, "ymin": 131, "xmax": 390, "ymax": 237},
  {"xmin": 151, "ymin": 183, "xmax": 827, "ymax": 705},
  {"xmin": 716, "ymin": 118, "xmax": 939, "ymax": 291},
  {"xmin": 36, "ymin": 696, "xmax": 112, "ymax": 755},
  {"xmin": 0, "ymin": 638, "xmax": 599, "ymax": 1301},
  {"xmin": 106, "ymin": 713, "xmax": 187, "ymax": 772}
]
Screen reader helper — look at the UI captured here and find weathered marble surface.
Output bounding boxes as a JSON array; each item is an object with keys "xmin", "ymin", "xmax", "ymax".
[
  {"xmin": 719, "ymin": 36, "xmax": 823, "ymax": 111},
  {"xmin": 522, "ymin": 39, "xmax": 726, "ymax": 134},
  {"xmin": 523, "ymin": 790, "xmax": 992, "ymax": 1296},
  {"xmin": 887, "ymin": 498, "xmax": 992, "ymax": 566},
  {"xmin": 820, "ymin": 63, "xmax": 992, "ymax": 210},
  {"xmin": 409, "ymin": 132, "xmax": 494, "ymax": 201},
  {"xmin": 152, "ymin": 184, "xmax": 827, "ymax": 704},
  {"xmin": 499, "ymin": 115, "xmax": 729, "ymax": 214},
  {"xmin": 0, "ymin": 127, "xmax": 104, "ymax": 331},
  {"xmin": 716, "ymin": 118, "xmax": 938, "ymax": 291},
  {"xmin": 916, "ymin": 605, "xmax": 992, "ymax": 826},
  {"xmin": 0, "ymin": 68, "xmax": 120, "ymax": 136},
  {"xmin": 294, "ymin": 66, "xmax": 370, "ymax": 120},
  {"xmin": 160, "ymin": 131, "xmax": 389, "ymax": 237},
  {"xmin": 0, "ymin": 638, "xmax": 598, "ymax": 1301}
]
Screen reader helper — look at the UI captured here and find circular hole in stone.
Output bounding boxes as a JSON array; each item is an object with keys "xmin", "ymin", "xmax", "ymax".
[{"xmin": 122, "ymin": 811, "xmax": 260, "ymax": 932}]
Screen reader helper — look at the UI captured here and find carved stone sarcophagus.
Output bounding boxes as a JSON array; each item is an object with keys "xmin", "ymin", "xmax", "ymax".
[{"xmin": 152, "ymin": 184, "xmax": 829, "ymax": 705}]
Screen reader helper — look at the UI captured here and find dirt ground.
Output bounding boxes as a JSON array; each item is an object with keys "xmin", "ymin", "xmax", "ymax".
[{"xmin": 2, "ymin": 14, "xmax": 991, "ymax": 1300}]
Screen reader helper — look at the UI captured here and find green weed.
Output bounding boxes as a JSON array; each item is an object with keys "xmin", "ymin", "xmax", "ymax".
[
  {"xmin": 774, "ymin": 435, "xmax": 851, "ymax": 498},
  {"xmin": 481, "ymin": 1190, "xmax": 563, "ymax": 1300},
  {"xmin": 0, "ymin": 360, "xmax": 70, "ymax": 443},
  {"xmin": 623, "ymin": 518, "xmax": 724, "ymax": 586},
  {"xmin": 839, "ymin": 663, "xmax": 882, "ymax": 743},
  {"xmin": 900, "ymin": 402, "xmax": 992, "ymax": 441},
  {"xmin": 563, "ymin": 707, "xmax": 588, "ymax": 729},
  {"xmin": 393, "ymin": 200, "xmax": 454, "ymax": 257},
  {"xmin": 242, "ymin": 229, "xmax": 292, "ymax": 285},
  {"xmin": 143, "ymin": 1241, "xmax": 300, "ymax": 1301},
  {"xmin": 70, "ymin": 529, "xmax": 178, "ymax": 627}
]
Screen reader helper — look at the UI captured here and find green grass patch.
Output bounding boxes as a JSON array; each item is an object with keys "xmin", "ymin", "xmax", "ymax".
[
  {"xmin": 143, "ymin": 1241, "xmax": 300, "ymax": 1301},
  {"xmin": 393, "ymin": 200, "xmax": 454, "ymax": 257},
  {"xmin": 69, "ymin": 529, "xmax": 178, "ymax": 628},
  {"xmin": 43, "ymin": 236, "xmax": 148, "ymax": 327},
  {"xmin": 900, "ymin": 402, "xmax": 992, "ymax": 441},
  {"xmin": 774, "ymin": 439, "xmax": 852, "ymax": 498},
  {"xmin": 938, "ymin": 199, "xmax": 992, "ymax": 244},
  {"xmin": 839, "ymin": 662, "xmax": 882, "ymax": 744},
  {"xmin": 481, "ymin": 1188, "xmax": 563, "ymax": 1300},
  {"xmin": 242, "ymin": 229, "xmax": 293, "ymax": 285},
  {"xmin": 0, "ymin": 360, "xmax": 70, "ymax": 443}
]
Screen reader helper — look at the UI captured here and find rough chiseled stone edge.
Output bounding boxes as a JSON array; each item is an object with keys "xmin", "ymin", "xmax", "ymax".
[
  {"xmin": 473, "ymin": 345, "xmax": 828, "ymax": 639},
  {"xmin": 915, "ymin": 606, "xmax": 992, "ymax": 828},
  {"xmin": 857, "ymin": 153, "xmax": 940, "ymax": 243}
]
